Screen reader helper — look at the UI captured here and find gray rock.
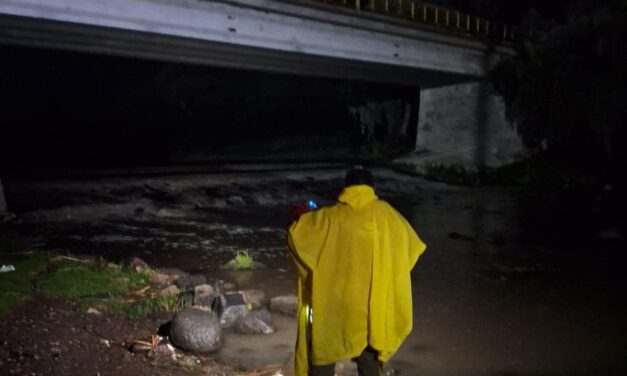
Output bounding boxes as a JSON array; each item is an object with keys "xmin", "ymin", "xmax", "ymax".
[
  {"xmin": 129, "ymin": 257, "xmax": 150, "ymax": 272},
  {"xmin": 226, "ymin": 195, "xmax": 246, "ymax": 206},
  {"xmin": 149, "ymin": 272, "xmax": 177, "ymax": 285},
  {"xmin": 175, "ymin": 273, "xmax": 207, "ymax": 290},
  {"xmin": 220, "ymin": 305, "xmax": 250, "ymax": 329},
  {"xmin": 270, "ymin": 295, "xmax": 298, "ymax": 317},
  {"xmin": 209, "ymin": 278, "xmax": 227, "ymax": 294},
  {"xmin": 193, "ymin": 294, "xmax": 218, "ymax": 310},
  {"xmin": 150, "ymin": 268, "xmax": 185, "ymax": 285},
  {"xmin": 193, "ymin": 284, "xmax": 219, "ymax": 309},
  {"xmin": 223, "ymin": 282, "xmax": 237, "ymax": 292},
  {"xmin": 240, "ymin": 289, "xmax": 267, "ymax": 309},
  {"xmin": 235, "ymin": 309, "xmax": 275, "ymax": 334},
  {"xmin": 194, "ymin": 284, "xmax": 216, "ymax": 297},
  {"xmin": 170, "ymin": 307, "xmax": 222, "ymax": 353},
  {"xmin": 158, "ymin": 285, "xmax": 180, "ymax": 297}
]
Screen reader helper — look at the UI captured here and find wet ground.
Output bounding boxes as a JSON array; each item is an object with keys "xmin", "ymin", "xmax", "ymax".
[{"xmin": 1, "ymin": 168, "xmax": 626, "ymax": 375}]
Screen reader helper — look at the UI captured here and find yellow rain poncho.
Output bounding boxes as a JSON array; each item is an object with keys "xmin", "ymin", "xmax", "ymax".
[{"xmin": 288, "ymin": 185, "xmax": 426, "ymax": 376}]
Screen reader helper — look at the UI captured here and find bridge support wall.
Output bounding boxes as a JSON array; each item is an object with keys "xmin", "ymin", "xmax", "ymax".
[
  {"xmin": 0, "ymin": 178, "xmax": 10, "ymax": 222},
  {"xmin": 349, "ymin": 98, "xmax": 418, "ymax": 156},
  {"xmin": 398, "ymin": 82, "xmax": 526, "ymax": 172}
]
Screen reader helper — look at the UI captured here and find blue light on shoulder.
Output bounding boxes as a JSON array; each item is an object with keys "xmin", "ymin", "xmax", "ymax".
[{"xmin": 307, "ymin": 200, "xmax": 318, "ymax": 210}]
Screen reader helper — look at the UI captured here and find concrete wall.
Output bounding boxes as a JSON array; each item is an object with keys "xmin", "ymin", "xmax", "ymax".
[
  {"xmin": 350, "ymin": 99, "xmax": 416, "ymax": 156},
  {"xmin": 0, "ymin": 179, "xmax": 7, "ymax": 213},
  {"xmin": 414, "ymin": 82, "xmax": 525, "ymax": 169}
]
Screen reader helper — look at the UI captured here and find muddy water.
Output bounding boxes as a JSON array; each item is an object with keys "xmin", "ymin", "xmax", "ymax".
[
  {"xmin": 396, "ymin": 188, "xmax": 627, "ymax": 376},
  {"xmin": 4, "ymin": 169, "xmax": 626, "ymax": 375}
]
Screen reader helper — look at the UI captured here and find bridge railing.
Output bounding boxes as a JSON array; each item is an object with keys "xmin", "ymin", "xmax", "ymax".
[{"xmin": 310, "ymin": 0, "xmax": 515, "ymax": 42}]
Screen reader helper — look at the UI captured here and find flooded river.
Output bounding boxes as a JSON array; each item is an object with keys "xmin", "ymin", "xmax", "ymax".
[{"xmin": 4, "ymin": 168, "xmax": 626, "ymax": 375}]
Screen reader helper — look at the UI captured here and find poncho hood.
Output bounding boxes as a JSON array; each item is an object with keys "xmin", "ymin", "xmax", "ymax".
[{"xmin": 338, "ymin": 185, "xmax": 377, "ymax": 209}]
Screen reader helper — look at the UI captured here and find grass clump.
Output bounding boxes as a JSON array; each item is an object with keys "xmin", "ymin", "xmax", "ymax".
[
  {"xmin": 40, "ymin": 261, "xmax": 132, "ymax": 299},
  {"xmin": 0, "ymin": 252, "xmax": 49, "ymax": 315},
  {"xmin": 0, "ymin": 249, "xmax": 167, "ymax": 318},
  {"xmin": 222, "ymin": 249, "xmax": 255, "ymax": 270},
  {"xmin": 110, "ymin": 294, "xmax": 179, "ymax": 320},
  {"xmin": 234, "ymin": 250, "xmax": 253, "ymax": 269}
]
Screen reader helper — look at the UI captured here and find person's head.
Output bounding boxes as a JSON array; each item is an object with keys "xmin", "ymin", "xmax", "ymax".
[{"xmin": 345, "ymin": 166, "xmax": 374, "ymax": 188}]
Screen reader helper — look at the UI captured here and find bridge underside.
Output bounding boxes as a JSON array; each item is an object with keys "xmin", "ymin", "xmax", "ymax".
[{"xmin": 0, "ymin": 14, "xmax": 470, "ymax": 88}]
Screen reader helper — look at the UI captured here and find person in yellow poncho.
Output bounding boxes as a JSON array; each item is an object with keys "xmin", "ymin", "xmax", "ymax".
[{"xmin": 288, "ymin": 167, "xmax": 427, "ymax": 376}]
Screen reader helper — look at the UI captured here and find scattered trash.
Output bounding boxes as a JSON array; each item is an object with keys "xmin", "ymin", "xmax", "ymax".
[
  {"xmin": 100, "ymin": 338, "xmax": 111, "ymax": 348},
  {"xmin": 0, "ymin": 264, "xmax": 15, "ymax": 273},
  {"xmin": 86, "ymin": 307, "xmax": 102, "ymax": 315},
  {"xmin": 129, "ymin": 335, "xmax": 163, "ymax": 355}
]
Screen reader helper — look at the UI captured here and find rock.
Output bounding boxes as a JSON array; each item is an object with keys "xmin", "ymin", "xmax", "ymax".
[
  {"xmin": 235, "ymin": 309, "xmax": 275, "ymax": 334},
  {"xmin": 223, "ymin": 282, "xmax": 237, "ymax": 292},
  {"xmin": 160, "ymin": 267, "xmax": 186, "ymax": 277},
  {"xmin": 129, "ymin": 257, "xmax": 150, "ymax": 272},
  {"xmin": 226, "ymin": 195, "xmax": 246, "ymax": 206},
  {"xmin": 150, "ymin": 272, "xmax": 174, "ymax": 285},
  {"xmin": 220, "ymin": 305, "xmax": 250, "ymax": 329},
  {"xmin": 175, "ymin": 274, "xmax": 207, "ymax": 290},
  {"xmin": 150, "ymin": 268, "xmax": 185, "ymax": 285},
  {"xmin": 240, "ymin": 289, "xmax": 267, "ymax": 309},
  {"xmin": 270, "ymin": 295, "xmax": 298, "ymax": 317},
  {"xmin": 170, "ymin": 307, "xmax": 222, "ymax": 353},
  {"xmin": 193, "ymin": 284, "xmax": 219, "ymax": 309},
  {"xmin": 209, "ymin": 279, "xmax": 226, "ymax": 294},
  {"xmin": 194, "ymin": 284, "xmax": 216, "ymax": 298},
  {"xmin": 158, "ymin": 285, "xmax": 181, "ymax": 297},
  {"xmin": 193, "ymin": 294, "xmax": 218, "ymax": 309}
]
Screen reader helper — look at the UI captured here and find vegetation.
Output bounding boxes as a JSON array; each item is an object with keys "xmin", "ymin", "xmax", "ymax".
[
  {"xmin": 0, "ymin": 244, "xmax": 177, "ymax": 318},
  {"xmin": 490, "ymin": 0, "xmax": 627, "ymax": 181},
  {"xmin": 234, "ymin": 250, "xmax": 254, "ymax": 269}
]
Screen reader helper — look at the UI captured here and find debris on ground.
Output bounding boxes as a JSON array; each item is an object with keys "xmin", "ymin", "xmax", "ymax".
[{"xmin": 0, "ymin": 264, "xmax": 15, "ymax": 272}]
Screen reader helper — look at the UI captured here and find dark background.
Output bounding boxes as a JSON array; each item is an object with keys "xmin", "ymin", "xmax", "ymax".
[{"xmin": 0, "ymin": 0, "xmax": 575, "ymax": 171}]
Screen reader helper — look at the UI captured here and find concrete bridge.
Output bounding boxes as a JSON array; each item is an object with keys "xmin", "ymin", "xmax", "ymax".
[
  {"xmin": 0, "ymin": 0, "xmax": 512, "ymax": 86},
  {"xmin": 0, "ymin": 0, "xmax": 525, "ymax": 216}
]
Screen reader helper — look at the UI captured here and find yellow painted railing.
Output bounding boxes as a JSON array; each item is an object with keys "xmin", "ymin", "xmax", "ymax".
[{"xmin": 313, "ymin": 0, "xmax": 515, "ymax": 42}]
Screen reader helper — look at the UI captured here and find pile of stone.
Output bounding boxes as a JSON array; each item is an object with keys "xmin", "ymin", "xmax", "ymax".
[{"xmin": 129, "ymin": 257, "xmax": 297, "ymax": 355}]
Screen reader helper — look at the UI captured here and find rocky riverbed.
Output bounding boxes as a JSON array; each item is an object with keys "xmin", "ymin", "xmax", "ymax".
[{"xmin": 1, "ymin": 167, "xmax": 626, "ymax": 375}]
